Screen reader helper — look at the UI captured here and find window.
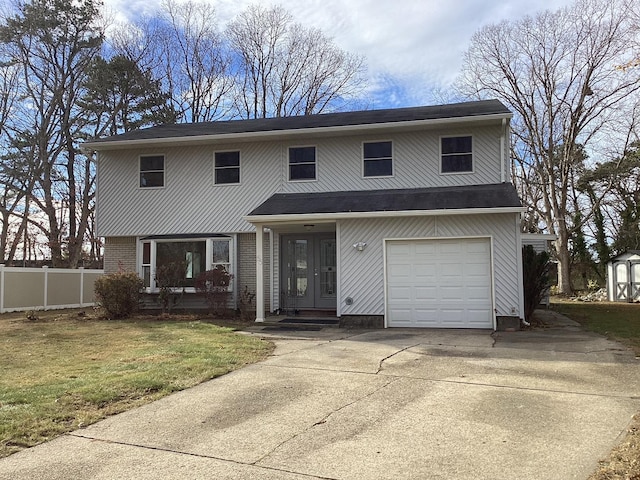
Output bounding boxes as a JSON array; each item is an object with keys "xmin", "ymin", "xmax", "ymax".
[
  {"xmin": 139, "ymin": 237, "xmax": 234, "ymax": 291},
  {"xmin": 441, "ymin": 136, "xmax": 473, "ymax": 173},
  {"xmin": 156, "ymin": 241, "xmax": 206, "ymax": 288},
  {"xmin": 289, "ymin": 146, "xmax": 316, "ymax": 181},
  {"xmin": 214, "ymin": 151, "xmax": 240, "ymax": 185},
  {"xmin": 363, "ymin": 141, "xmax": 393, "ymax": 177},
  {"xmin": 140, "ymin": 155, "xmax": 164, "ymax": 187}
]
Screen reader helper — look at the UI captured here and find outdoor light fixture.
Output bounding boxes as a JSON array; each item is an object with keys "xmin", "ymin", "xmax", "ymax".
[
  {"xmin": 353, "ymin": 241, "xmax": 367, "ymax": 251},
  {"xmin": 303, "ymin": 224, "xmax": 315, "ymax": 231}
]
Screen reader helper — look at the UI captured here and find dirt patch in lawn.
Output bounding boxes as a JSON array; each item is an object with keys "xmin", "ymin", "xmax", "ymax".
[{"xmin": 588, "ymin": 414, "xmax": 640, "ymax": 480}]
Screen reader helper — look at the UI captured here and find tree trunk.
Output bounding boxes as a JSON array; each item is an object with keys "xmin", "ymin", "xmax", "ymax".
[{"xmin": 555, "ymin": 231, "xmax": 573, "ymax": 295}]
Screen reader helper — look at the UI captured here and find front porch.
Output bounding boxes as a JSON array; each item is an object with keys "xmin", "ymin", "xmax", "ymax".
[{"xmin": 254, "ymin": 221, "xmax": 338, "ymax": 323}]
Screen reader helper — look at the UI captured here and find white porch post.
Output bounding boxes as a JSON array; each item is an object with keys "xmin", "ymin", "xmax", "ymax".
[{"xmin": 255, "ymin": 223, "xmax": 265, "ymax": 322}]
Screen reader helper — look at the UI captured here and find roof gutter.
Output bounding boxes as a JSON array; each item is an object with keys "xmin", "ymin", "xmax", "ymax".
[
  {"xmin": 244, "ymin": 206, "xmax": 525, "ymax": 224},
  {"xmin": 83, "ymin": 112, "xmax": 513, "ymax": 151}
]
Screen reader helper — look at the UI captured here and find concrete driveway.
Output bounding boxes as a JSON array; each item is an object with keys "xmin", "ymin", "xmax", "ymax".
[{"xmin": 1, "ymin": 312, "xmax": 639, "ymax": 480}]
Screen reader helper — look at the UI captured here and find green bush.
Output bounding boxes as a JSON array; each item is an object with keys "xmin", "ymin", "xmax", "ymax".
[
  {"xmin": 94, "ymin": 272, "xmax": 144, "ymax": 319},
  {"xmin": 522, "ymin": 245, "xmax": 551, "ymax": 323}
]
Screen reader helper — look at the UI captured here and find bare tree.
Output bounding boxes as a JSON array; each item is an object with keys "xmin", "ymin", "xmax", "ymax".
[
  {"xmin": 0, "ymin": 0, "xmax": 104, "ymax": 267},
  {"xmin": 227, "ymin": 4, "xmax": 365, "ymax": 119},
  {"xmin": 0, "ymin": 42, "xmax": 26, "ymax": 264},
  {"xmin": 456, "ymin": 0, "xmax": 640, "ymax": 293},
  {"xmin": 110, "ymin": 0, "xmax": 232, "ymax": 123}
]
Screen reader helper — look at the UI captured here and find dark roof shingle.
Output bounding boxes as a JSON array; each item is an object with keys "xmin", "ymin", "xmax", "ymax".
[
  {"xmin": 89, "ymin": 99, "xmax": 510, "ymax": 144},
  {"xmin": 247, "ymin": 183, "xmax": 522, "ymax": 217}
]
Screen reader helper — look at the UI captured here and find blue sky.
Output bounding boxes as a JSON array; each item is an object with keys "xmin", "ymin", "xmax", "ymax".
[{"xmin": 103, "ymin": 0, "xmax": 576, "ymax": 108}]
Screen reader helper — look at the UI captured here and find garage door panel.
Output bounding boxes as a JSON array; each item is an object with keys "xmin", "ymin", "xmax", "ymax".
[
  {"xmin": 440, "ymin": 263, "xmax": 463, "ymax": 277},
  {"xmin": 466, "ymin": 240, "xmax": 491, "ymax": 254},
  {"xmin": 414, "ymin": 242, "xmax": 437, "ymax": 254},
  {"xmin": 415, "ymin": 286, "xmax": 437, "ymax": 300},
  {"xmin": 440, "ymin": 286, "xmax": 465, "ymax": 299},
  {"xmin": 388, "ymin": 286, "xmax": 411, "ymax": 301},
  {"xmin": 387, "ymin": 238, "xmax": 493, "ymax": 329},
  {"xmin": 439, "ymin": 242, "xmax": 463, "ymax": 254},
  {"xmin": 466, "ymin": 286, "xmax": 491, "ymax": 300},
  {"xmin": 413, "ymin": 308, "xmax": 439, "ymax": 323},
  {"xmin": 466, "ymin": 262, "xmax": 489, "ymax": 276}
]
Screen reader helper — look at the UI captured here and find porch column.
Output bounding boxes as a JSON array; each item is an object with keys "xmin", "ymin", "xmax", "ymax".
[{"xmin": 255, "ymin": 223, "xmax": 265, "ymax": 322}]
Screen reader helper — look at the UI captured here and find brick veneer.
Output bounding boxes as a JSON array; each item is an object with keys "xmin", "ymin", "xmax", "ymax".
[
  {"xmin": 238, "ymin": 232, "xmax": 271, "ymax": 312},
  {"xmin": 103, "ymin": 237, "xmax": 137, "ymax": 274}
]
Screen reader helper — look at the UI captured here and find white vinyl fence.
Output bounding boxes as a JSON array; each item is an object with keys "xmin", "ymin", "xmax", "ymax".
[{"xmin": 0, "ymin": 265, "xmax": 104, "ymax": 313}]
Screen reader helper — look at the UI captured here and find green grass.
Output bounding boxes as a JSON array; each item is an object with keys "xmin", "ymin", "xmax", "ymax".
[
  {"xmin": 0, "ymin": 311, "xmax": 273, "ymax": 458},
  {"xmin": 551, "ymin": 299, "xmax": 640, "ymax": 354}
]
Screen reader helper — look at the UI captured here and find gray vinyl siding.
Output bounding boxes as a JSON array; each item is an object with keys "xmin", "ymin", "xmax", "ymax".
[
  {"xmin": 338, "ymin": 213, "xmax": 521, "ymax": 318},
  {"xmin": 96, "ymin": 125, "xmax": 507, "ymax": 237}
]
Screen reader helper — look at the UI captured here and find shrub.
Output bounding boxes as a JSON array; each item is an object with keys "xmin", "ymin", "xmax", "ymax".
[
  {"xmin": 522, "ymin": 245, "xmax": 551, "ymax": 324},
  {"xmin": 194, "ymin": 266, "xmax": 232, "ymax": 316},
  {"xmin": 238, "ymin": 286, "xmax": 256, "ymax": 321},
  {"xmin": 94, "ymin": 272, "xmax": 143, "ymax": 319},
  {"xmin": 154, "ymin": 261, "xmax": 186, "ymax": 314}
]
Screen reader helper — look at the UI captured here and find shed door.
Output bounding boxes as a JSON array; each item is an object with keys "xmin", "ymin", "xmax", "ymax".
[{"xmin": 386, "ymin": 238, "xmax": 493, "ymax": 328}]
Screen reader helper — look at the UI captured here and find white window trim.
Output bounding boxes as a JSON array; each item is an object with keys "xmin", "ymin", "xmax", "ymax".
[
  {"xmin": 139, "ymin": 153, "xmax": 166, "ymax": 189},
  {"xmin": 287, "ymin": 145, "xmax": 318, "ymax": 182},
  {"xmin": 213, "ymin": 150, "xmax": 241, "ymax": 186},
  {"xmin": 439, "ymin": 134, "xmax": 474, "ymax": 175},
  {"xmin": 138, "ymin": 236, "xmax": 235, "ymax": 294},
  {"xmin": 362, "ymin": 140, "xmax": 394, "ymax": 178}
]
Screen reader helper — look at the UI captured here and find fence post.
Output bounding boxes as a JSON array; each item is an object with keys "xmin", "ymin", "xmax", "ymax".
[
  {"xmin": 43, "ymin": 266, "xmax": 48, "ymax": 310},
  {"xmin": 79, "ymin": 267, "xmax": 85, "ymax": 306},
  {"xmin": 0, "ymin": 264, "xmax": 4, "ymax": 314}
]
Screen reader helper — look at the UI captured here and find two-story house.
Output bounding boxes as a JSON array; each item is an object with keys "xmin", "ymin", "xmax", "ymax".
[{"xmin": 85, "ymin": 99, "xmax": 525, "ymax": 329}]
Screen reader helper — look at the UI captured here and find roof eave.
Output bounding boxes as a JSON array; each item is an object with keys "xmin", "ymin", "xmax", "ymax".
[
  {"xmin": 244, "ymin": 206, "xmax": 525, "ymax": 224},
  {"xmin": 83, "ymin": 112, "xmax": 513, "ymax": 151}
]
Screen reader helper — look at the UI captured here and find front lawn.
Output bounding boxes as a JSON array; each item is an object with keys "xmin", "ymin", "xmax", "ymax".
[
  {"xmin": 0, "ymin": 310, "xmax": 273, "ymax": 458},
  {"xmin": 551, "ymin": 298, "xmax": 640, "ymax": 355}
]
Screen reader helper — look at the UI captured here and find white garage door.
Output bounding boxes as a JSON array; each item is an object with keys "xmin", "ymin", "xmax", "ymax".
[{"xmin": 386, "ymin": 238, "xmax": 493, "ymax": 328}]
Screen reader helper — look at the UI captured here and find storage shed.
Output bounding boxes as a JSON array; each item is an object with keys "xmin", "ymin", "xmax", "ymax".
[{"xmin": 607, "ymin": 251, "xmax": 640, "ymax": 302}]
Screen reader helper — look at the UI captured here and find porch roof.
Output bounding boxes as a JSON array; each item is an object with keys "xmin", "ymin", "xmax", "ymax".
[{"xmin": 245, "ymin": 183, "xmax": 523, "ymax": 223}]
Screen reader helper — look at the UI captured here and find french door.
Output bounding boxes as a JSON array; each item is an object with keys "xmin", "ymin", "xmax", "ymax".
[{"xmin": 281, "ymin": 234, "xmax": 336, "ymax": 310}]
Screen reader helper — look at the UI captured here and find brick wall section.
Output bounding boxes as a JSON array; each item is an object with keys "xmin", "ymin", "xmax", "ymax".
[
  {"xmin": 104, "ymin": 237, "xmax": 137, "ymax": 274},
  {"xmin": 238, "ymin": 232, "xmax": 271, "ymax": 312}
]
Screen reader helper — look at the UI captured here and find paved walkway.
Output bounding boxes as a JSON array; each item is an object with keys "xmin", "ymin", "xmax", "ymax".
[{"xmin": 1, "ymin": 311, "xmax": 639, "ymax": 479}]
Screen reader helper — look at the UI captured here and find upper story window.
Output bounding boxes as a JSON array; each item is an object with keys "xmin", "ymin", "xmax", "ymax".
[
  {"xmin": 214, "ymin": 151, "xmax": 240, "ymax": 185},
  {"xmin": 140, "ymin": 155, "xmax": 165, "ymax": 187},
  {"xmin": 441, "ymin": 136, "xmax": 473, "ymax": 173},
  {"xmin": 289, "ymin": 146, "xmax": 316, "ymax": 181},
  {"xmin": 363, "ymin": 141, "xmax": 393, "ymax": 177}
]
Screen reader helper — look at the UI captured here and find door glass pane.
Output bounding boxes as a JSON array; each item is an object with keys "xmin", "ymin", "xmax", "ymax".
[
  {"xmin": 320, "ymin": 239, "xmax": 336, "ymax": 298},
  {"xmin": 287, "ymin": 240, "xmax": 308, "ymax": 297}
]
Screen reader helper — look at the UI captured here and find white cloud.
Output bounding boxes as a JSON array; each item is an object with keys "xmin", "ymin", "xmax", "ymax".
[{"xmin": 101, "ymin": 0, "xmax": 576, "ymax": 107}]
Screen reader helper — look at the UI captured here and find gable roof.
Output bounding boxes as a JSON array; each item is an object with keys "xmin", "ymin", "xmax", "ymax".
[
  {"xmin": 245, "ymin": 183, "xmax": 523, "ymax": 223},
  {"xmin": 84, "ymin": 99, "xmax": 511, "ymax": 150}
]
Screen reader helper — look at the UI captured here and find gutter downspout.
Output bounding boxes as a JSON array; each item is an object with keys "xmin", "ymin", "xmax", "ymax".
[{"xmin": 500, "ymin": 118, "xmax": 506, "ymax": 183}]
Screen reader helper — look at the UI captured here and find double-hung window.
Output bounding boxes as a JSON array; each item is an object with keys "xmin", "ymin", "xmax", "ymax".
[
  {"xmin": 139, "ymin": 236, "xmax": 234, "ymax": 291},
  {"xmin": 214, "ymin": 151, "xmax": 240, "ymax": 185},
  {"xmin": 363, "ymin": 141, "xmax": 393, "ymax": 177},
  {"xmin": 289, "ymin": 146, "xmax": 316, "ymax": 181},
  {"xmin": 140, "ymin": 155, "xmax": 164, "ymax": 187},
  {"xmin": 441, "ymin": 136, "xmax": 473, "ymax": 173}
]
